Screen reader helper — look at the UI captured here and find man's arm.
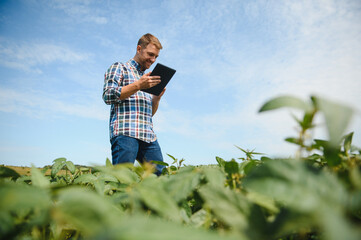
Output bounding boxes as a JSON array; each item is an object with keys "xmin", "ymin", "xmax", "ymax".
[
  {"xmin": 119, "ymin": 72, "xmax": 161, "ymax": 100},
  {"xmin": 103, "ymin": 63, "xmax": 161, "ymax": 104},
  {"xmin": 152, "ymin": 88, "xmax": 166, "ymax": 116}
]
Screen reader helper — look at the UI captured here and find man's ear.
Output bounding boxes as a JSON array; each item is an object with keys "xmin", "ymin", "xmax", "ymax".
[{"xmin": 136, "ymin": 45, "xmax": 142, "ymax": 53}]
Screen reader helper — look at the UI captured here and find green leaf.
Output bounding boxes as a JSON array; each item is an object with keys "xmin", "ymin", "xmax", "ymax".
[
  {"xmin": 65, "ymin": 161, "xmax": 76, "ymax": 174},
  {"xmin": 224, "ymin": 160, "xmax": 239, "ymax": 175},
  {"xmin": 101, "ymin": 214, "xmax": 242, "ymax": 240},
  {"xmin": 242, "ymin": 159, "xmax": 357, "ymax": 238},
  {"xmin": 0, "ymin": 182, "xmax": 51, "ymax": 236},
  {"xmin": 243, "ymin": 159, "xmax": 346, "ymax": 211},
  {"xmin": 312, "ymin": 139, "xmax": 329, "ymax": 150},
  {"xmin": 0, "ymin": 166, "xmax": 20, "ymax": 180},
  {"xmin": 300, "ymin": 111, "xmax": 316, "ymax": 130},
  {"xmin": 259, "ymin": 95, "xmax": 311, "ymax": 112},
  {"xmin": 31, "ymin": 165, "xmax": 50, "ymax": 188},
  {"xmin": 215, "ymin": 156, "xmax": 225, "ymax": 168},
  {"xmin": 164, "ymin": 167, "xmax": 200, "ymax": 202},
  {"xmin": 202, "ymin": 167, "xmax": 226, "ymax": 188},
  {"xmin": 246, "ymin": 191, "xmax": 279, "ymax": 213},
  {"xmin": 151, "ymin": 160, "xmax": 169, "ymax": 166},
  {"xmin": 198, "ymin": 184, "xmax": 251, "ymax": 230},
  {"xmin": 135, "ymin": 177, "xmax": 181, "ymax": 222},
  {"xmin": 243, "ymin": 160, "xmax": 258, "ymax": 175},
  {"xmin": 343, "ymin": 132, "xmax": 354, "ymax": 154},
  {"xmin": 324, "ymin": 144, "xmax": 342, "ymax": 166},
  {"xmin": 189, "ymin": 209, "xmax": 208, "ymax": 228},
  {"xmin": 312, "ymin": 96, "xmax": 354, "ymax": 146},
  {"xmin": 319, "ymin": 207, "xmax": 361, "ymax": 240},
  {"xmin": 51, "ymin": 158, "xmax": 66, "ymax": 177},
  {"xmin": 73, "ymin": 173, "xmax": 98, "ymax": 185},
  {"xmin": 0, "ymin": 182, "xmax": 51, "ymax": 211},
  {"xmin": 105, "ymin": 157, "xmax": 112, "ymax": 167},
  {"xmin": 167, "ymin": 153, "xmax": 177, "ymax": 164},
  {"xmin": 95, "ymin": 164, "xmax": 139, "ymax": 184},
  {"xmin": 55, "ymin": 187, "xmax": 121, "ymax": 236},
  {"xmin": 53, "ymin": 157, "xmax": 67, "ymax": 164},
  {"xmin": 285, "ymin": 137, "xmax": 302, "ymax": 146}
]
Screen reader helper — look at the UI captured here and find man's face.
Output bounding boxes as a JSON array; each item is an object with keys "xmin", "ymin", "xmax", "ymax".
[{"xmin": 136, "ymin": 43, "xmax": 160, "ymax": 71}]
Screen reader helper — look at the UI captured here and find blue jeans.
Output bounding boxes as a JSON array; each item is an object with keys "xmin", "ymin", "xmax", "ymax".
[{"xmin": 110, "ymin": 135, "xmax": 165, "ymax": 176}]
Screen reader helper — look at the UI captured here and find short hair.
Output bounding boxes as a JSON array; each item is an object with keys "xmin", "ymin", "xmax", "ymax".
[{"xmin": 137, "ymin": 33, "xmax": 163, "ymax": 50}]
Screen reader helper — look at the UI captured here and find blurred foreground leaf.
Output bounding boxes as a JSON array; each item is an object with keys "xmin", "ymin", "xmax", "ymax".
[{"xmin": 259, "ymin": 95, "xmax": 311, "ymax": 112}]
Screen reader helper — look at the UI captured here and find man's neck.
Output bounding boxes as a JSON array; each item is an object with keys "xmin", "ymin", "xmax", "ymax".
[{"xmin": 133, "ymin": 56, "xmax": 145, "ymax": 71}]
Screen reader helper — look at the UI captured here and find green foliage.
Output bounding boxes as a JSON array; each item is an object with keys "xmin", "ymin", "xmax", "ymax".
[{"xmin": 1, "ymin": 94, "xmax": 360, "ymax": 240}]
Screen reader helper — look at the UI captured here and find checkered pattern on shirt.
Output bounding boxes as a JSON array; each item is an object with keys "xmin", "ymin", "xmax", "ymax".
[{"xmin": 103, "ymin": 59, "xmax": 156, "ymax": 143}]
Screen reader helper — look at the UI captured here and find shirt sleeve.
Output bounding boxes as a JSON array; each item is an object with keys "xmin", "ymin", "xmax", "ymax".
[{"xmin": 102, "ymin": 62, "xmax": 123, "ymax": 105}]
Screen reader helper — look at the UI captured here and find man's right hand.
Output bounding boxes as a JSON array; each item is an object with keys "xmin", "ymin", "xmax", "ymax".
[
  {"xmin": 119, "ymin": 72, "xmax": 161, "ymax": 100},
  {"xmin": 137, "ymin": 72, "xmax": 161, "ymax": 90}
]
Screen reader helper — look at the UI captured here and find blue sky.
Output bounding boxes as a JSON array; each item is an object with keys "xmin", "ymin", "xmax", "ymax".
[{"xmin": 1, "ymin": 0, "xmax": 360, "ymax": 167}]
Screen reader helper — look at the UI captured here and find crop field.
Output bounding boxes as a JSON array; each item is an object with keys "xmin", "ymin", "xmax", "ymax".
[
  {"xmin": 4, "ymin": 166, "xmax": 69, "ymax": 176},
  {"xmin": 1, "ymin": 95, "xmax": 361, "ymax": 240}
]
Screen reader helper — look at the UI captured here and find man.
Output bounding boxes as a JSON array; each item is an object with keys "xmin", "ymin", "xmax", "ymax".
[{"xmin": 103, "ymin": 33, "xmax": 166, "ymax": 175}]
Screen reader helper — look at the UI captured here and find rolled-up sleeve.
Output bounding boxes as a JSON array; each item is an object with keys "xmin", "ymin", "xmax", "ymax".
[{"xmin": 102, "ymin": 62, "xmax": 123, "ymax": 105}]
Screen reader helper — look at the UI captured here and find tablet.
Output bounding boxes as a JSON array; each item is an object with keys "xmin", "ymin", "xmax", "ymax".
[{"xmin": 142, "ymin": 63, "xmax": 176, "ymax": 96}]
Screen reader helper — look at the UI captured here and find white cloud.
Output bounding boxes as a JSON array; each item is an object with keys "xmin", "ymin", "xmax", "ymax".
[
  {"xmin": 0, "ymin": 40, "xmax": 91, "ymax": 73},
  {"xmin": 153, "ymin": 0, "xmax": 361, "ymax": 162},
  {"xmin": 0, "ymin": 87, "xmax": 108, "ymax": 121},
  {"xmin": 49, "ymin": 0, "xmax": 108, "ymax": 24}
]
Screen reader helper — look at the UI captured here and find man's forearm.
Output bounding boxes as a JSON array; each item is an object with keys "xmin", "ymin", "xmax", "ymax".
[
  {"xmin": 119, "ymin": 82, "xmax": 140, "ymax": 100},
  {"xmin": 152, "ymin": 99, "xmax": 160, "ymax": 116}
]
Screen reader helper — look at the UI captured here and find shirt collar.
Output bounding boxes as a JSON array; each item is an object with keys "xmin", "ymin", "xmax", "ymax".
[{"xmin": 129, "ymin": 59, "xmax": 144, "ymax": 75}]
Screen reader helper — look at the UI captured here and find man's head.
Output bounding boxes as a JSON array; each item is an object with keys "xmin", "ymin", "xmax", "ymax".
[{"xmin": 134, "ymin": 33, "xmax": 163, "ymax": 71}]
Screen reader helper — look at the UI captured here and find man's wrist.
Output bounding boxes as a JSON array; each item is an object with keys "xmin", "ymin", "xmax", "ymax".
[{"xmin": 133, "ymin": 81, "xmax": 142, "ymax": 91}]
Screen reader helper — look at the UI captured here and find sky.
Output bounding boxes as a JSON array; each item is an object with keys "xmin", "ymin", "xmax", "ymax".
[{"xmin": 0, "ymin": 0, "xmax": 360, "ymax": 167}]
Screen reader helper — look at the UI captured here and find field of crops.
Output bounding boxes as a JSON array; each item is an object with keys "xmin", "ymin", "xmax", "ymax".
[{"xmin": 1, "ymin": 95, "xmax": 361, "ymax": 240}]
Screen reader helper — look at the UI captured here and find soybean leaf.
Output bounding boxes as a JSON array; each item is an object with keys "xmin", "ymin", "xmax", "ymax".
[
  {"xmin": 243, "ymin": 159, "xmax": 346, "ymax": 211},
  {"xmin": 0, "ymin": 182, "xmax": 51, "ymax": 237},
  {"xmin": 202, "ymin": 167, "xmax": 226, "ymax": 188},
  {"xmin": 198, "ymin": 184, "xmax": 250, "ymax": 230},
  {"xmin": 215, "ymin": 156, "xmax": 226, "ymax": 168},
  {"xmin": 246, "ymin": 191, "xmax": 279, "ymax": 214},
  {"xmin": 135, "ymin": 177, "xmax": 181, "ymax": 222},
  {"xmin": 312, "ymin": 96, "xmax": 353, "ymax": 146},
  {"xmin": 163, "ymin": 166, "xmax": 201, "ymax": 202},
  {"xmin": 259, "ymin": 95, "xmax": 311, "ymax": 112},
  {"xmin": 51, "ymin": 158, "xmax": 66, "ymax": 177},
  {"xmin": 31, "ymin": 165, "xmax": 50, "ymax": 188},
  {"xmin": 189, "ymin": 209, "xmax": 208, "ymax": 228},
  {"xmin": 73, "ymin": 173, "xmax": 98, "ymax": 185},
  {"xmin": 65, "ymin": 161, "xmax": 76, "ymax": 174},
  {"xmin": 242, "ymin": 159, "xmax": 357, "ymax": 239},
  {"xmin": 95, "ymin": 164, "xmax": 139, "ymax": 184},
  {"xmin": 319, "ymin": 207, "xmax": 361, "ymax": 240},
  {"xmin": 100, "ymin": 213, "xmax": 243, "ymax": 240},
  {"xmin": 224, "ymin": 160, "xmax": 239, "ymax": 175},
  {"xmin": 0, "ymin": 166, "xmax": 20, "ymax": 180},
  {"xmin": 343, "ymin": 132, "xmax": 354, "ymax": 155},
  {"xmin": 167, "ymin": 153, "xmax": 177, "ymax": 164},
  {"xmin": 54, "ymin": 187, "xmax": 121, "ymax": 237},
  {"xmin": 285, "ymin": 137, "xmax": 302, "ymax": 146},
  {"xmin": 151, "ymin": 160, "xmax": 169, "ymax": 166},
  {"xmin": 243, "ymin": 160, "xmax": 258, "ymax": 175},
  {"xmin": 96, "ymin": 172, "xmax": 119, "ymax": 182},
  {"xmin": 53, "ymin": 157, "xmax": 66, "ymax": 164},
  {"xmin": 105, "ymin": 157, "xmax": 112, "ymax": 167}
]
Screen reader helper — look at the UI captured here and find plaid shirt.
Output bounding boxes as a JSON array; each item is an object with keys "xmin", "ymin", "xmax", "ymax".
[{"xmin": 103, "ymin": 59, "xmax": 156, "ymax": 143}]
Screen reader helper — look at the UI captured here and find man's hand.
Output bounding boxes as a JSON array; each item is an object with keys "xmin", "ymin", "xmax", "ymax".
[
  {"xmin": 119, "ymin": 72, "xmax": 160, "ymax": 100},
  {"xmin": 137, "ymin": 72, "xmax": 161, "ymax": 90}
]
